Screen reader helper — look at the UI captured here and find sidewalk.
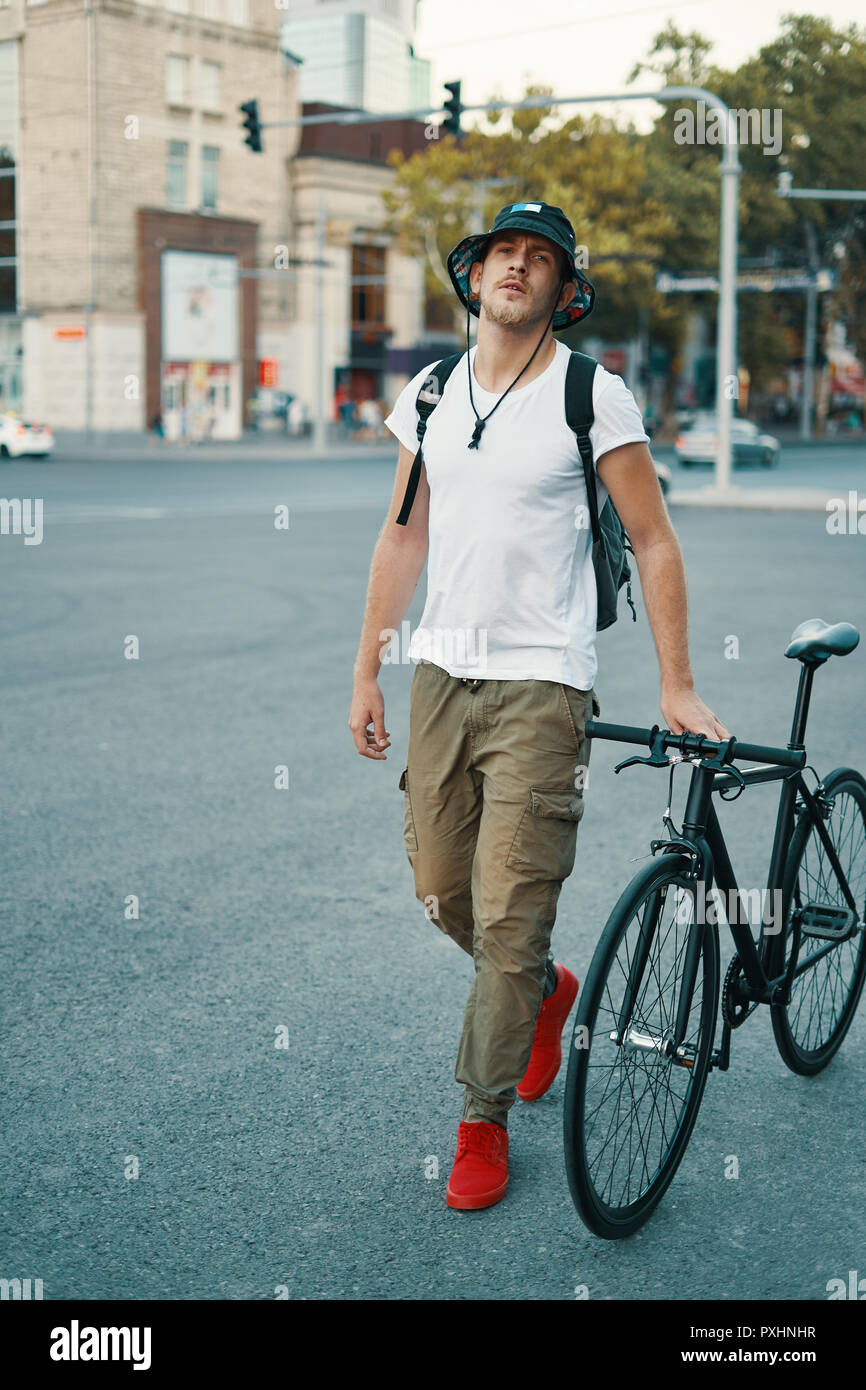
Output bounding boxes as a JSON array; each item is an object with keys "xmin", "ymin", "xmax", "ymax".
[{"xmin": 52, "ymin": 426, "xmax": 394, "ymax": 462}]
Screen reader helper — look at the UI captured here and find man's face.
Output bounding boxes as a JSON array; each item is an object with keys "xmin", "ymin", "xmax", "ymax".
[{"xmin": 468, "ymin": 231, "xmax": 576, "ymax": 326}]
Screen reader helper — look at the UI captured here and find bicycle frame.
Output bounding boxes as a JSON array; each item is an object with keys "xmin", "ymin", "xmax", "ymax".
[{"xmin": 647, "ymin": 660, "xmax": 861, "ymax": 1053}]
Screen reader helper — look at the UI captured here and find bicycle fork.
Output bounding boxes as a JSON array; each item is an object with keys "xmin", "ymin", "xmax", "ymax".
[{"xmin": 610, "ymin": 874, "xmax": 725, "ymax": 1071}]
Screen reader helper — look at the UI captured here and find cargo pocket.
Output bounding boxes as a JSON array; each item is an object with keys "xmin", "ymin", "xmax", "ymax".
[
  {"xmin": 505, "ymin": 786, "xmax": 585, "ymax": 880},
  {"xmin": 398, "ymin": 766, "xmax": 419, "ymax": 854}
]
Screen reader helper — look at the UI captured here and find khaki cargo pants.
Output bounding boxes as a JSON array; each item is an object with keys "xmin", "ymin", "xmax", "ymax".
[{"xmin": 399, "ymin": 657, "xmax": 600, "ymax": 1128}]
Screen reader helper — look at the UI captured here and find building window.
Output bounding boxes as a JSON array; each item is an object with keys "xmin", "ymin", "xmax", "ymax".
[
  {"xmin": 351, "ymin": 244, "xmax": 386, "ymax": 326},
  {"xmin": 199, "ymin": 60, "xmax": 220, "ymax": 110},
  {"xmin": 165, "ymin": 55, "xmax": 190, "ymax": 106},
  {"xmin": 166, "ymin": 141, "xmax": 188, "ymax": 208},
  {"xmin": 201, "ymin": 146, "xmax": 219, "ymax": 210}
]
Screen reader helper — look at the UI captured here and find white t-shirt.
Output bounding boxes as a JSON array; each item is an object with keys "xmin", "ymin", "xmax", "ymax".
[{"xmin": 384, "ymin": 338, "xmax": 649, "ymax": 689}]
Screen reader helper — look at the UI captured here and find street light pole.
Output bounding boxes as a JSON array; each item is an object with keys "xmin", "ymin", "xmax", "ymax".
[
  {"xmin": 801, "ymin": 220, "xmax": 818, "ymax": 441},
  {"xmin": 717, "ymin": 109, "xmax": 740, "ymax": 492}
]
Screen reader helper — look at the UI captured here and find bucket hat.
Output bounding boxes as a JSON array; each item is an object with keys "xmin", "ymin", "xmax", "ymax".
[{"xmin": 446, "ymin": 201, "xmax": 595, "ymax": 330}]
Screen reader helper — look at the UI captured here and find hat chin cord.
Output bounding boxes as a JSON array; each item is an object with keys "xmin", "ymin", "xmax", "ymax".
[{"xmin": 464, "ymin": 278, "xmax": 564, "ymax": 450}]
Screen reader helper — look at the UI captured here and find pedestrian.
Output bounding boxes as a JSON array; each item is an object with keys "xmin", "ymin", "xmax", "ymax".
[
  {"xmin": 339, "ymin": 396, "xmax": 358, "ymax": 437},
  {"xmin": 333, "ymin": 383, "xmax": 349, "ymax": 423},
  {"xmin": 358, "ymin": 397, "xmax": 382, "ymax": 440},
  {"xmin": 288, "ymin": 397, "xmax": 307, "ymax": 437},
  {"xmin": 149, "ymin": 410, "xmax": 164, "ymax": 446},
  {"xmin": 348, "ymin": 200, "xmax": 730, "ymax": 1211}
]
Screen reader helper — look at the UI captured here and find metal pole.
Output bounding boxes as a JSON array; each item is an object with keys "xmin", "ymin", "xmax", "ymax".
[
  {"xmin": 716, "ymin": 113, "xmax": 740, "ymax": 492},
  {"xmin": 800, "ymin": 220, "xmax": 818, "ymax": 441},
  {"xmin": 311, "ymin": 198, "xmax": 327, "ymax": 457},
  {"xmin": 778, "ymin": 184, "xmax": 866, "ymax": 201}
]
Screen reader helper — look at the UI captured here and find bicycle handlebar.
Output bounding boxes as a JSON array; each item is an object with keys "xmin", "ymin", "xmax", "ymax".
[{"xmin": 585, "ymin": 719, "xmax": 806, "ymax": 770}]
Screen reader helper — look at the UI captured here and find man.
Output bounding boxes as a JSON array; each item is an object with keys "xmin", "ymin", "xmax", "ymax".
[{"xmin": 348, "ymin": 201, "xmax": 729, "ymax": 1211}]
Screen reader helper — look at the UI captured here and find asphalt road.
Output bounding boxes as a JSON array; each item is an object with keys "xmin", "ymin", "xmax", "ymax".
[{"xmin": 1, "ymin": 444, "xmax": 865, "ymax": 1300}]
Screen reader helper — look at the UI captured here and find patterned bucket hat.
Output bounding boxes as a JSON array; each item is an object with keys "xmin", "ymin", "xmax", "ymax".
[{"xmin": 446, "ymin": 201, "xmax": 595, "ymax": 330}]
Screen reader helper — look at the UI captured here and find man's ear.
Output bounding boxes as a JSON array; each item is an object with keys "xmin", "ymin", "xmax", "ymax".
[
  {"xmin": 558, "ymin": 279, "xmax": 577, "ymax": 311},
  {"xmin": 468, "ymin": 258, "xmax": 483, "ymax": 300}
]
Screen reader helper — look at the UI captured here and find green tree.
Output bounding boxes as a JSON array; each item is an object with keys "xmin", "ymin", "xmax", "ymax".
[{"xmin": 634, "ymin": 15, "xmax": 866, "ymax": 379}]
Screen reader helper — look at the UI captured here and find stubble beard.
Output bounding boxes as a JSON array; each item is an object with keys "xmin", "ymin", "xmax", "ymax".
[{"xmin": 480, "ymin": 282, "xmax": 559, "ymax": 328}]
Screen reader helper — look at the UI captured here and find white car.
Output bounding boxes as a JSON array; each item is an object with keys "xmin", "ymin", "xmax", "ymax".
[
  {"xmin": 675, "ymin": 412, "xmax": 779, "ymax": 467},
  {"xmin": 0, "ymin": 413, "xmax": 55, "ymax": 458}
]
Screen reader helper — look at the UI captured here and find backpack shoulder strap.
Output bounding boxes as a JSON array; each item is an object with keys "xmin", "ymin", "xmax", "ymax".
[
  {"xmin": 395, "ymin": 351, "xmax": 465, "ymax": 526},
  {"xmin": 565, "ymin": 350, "xmax": 601, "ymax": 543}
]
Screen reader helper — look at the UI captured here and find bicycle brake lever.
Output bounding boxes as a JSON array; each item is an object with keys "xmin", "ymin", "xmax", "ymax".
[
  {"xmin": 613, "ymin": 725, "xmax": 671, "ymax": 774},
  {"xmin": 693, "ymin": 735, "xmax": 738, "ymax": 773}
]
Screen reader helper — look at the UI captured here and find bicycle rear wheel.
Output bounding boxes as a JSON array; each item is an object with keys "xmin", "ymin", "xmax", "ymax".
[
  {"xmin": 770, "ymin": 768, "xmax": 866, "ymax": 1075},
  {"xmin": 564, "ymin": 857, "xmax": 719, "ymax": 1239}
]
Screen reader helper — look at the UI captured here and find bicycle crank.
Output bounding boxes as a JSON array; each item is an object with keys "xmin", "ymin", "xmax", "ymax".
[{"xmin": 722, "ymin": 954, "xmax": 759, "ymax": 1028}]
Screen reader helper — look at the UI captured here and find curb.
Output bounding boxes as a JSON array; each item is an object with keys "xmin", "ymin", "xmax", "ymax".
[{"xmin": 668, "ymin": 487, "xmax": 836, "ymax": 512}]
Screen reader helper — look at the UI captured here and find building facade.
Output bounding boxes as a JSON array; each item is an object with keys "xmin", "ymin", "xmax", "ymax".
[
  {"xmin": 0, "ymin": 0, "xmax": 297, "ymax": 436},
  {"xmin": 280, "ymin": 0, "xmax": 430, "ymax": 114},
  {"xmin": 0, "ymin": 0, "xmax": 454, "ymax": 439}
]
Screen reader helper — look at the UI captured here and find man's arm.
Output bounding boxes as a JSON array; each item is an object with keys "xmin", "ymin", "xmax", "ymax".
[
  {"xmin": 349, "ymin": 441, "xmax": 430, "ymax": 760},
  {"xmin": 596, "ymin": 441, "xmax": 731, "ymax": 740}
]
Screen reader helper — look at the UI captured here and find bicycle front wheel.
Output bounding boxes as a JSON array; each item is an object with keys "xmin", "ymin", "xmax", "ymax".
[
  {"xmin": 564, "ymin": 857, "xmax": 719, "ymax": 1239},
  {"xmin": 770, "ymin": 768, "xmax": 866, "ymax": 1075}
]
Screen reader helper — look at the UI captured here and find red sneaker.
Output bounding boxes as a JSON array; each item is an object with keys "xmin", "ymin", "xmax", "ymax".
[
  {"xmin": 445, "ymin": 1121, "xmax": 509, "ymax": 1210},
  {"xmin": 516, "ymin": 962, "xmax": 579, "ymax": 1102}
]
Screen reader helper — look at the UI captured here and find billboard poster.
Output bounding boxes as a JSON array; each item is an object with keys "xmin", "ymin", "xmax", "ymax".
[{"xmin": 161, "ymin": 250, "xmax": 239, "ymax": 363}]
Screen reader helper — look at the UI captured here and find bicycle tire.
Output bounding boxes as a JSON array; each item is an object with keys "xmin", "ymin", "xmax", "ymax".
[
  {"xmin": 564, "ymin": 856, "xmax": 719, "ymax": 1239},
  {"xmin": 770, "ymin": 767, "xmax": 866, "ymax": 1075}
]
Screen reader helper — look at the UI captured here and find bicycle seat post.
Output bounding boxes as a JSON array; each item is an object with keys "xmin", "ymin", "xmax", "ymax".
[{"xmin": 789, "ymin": 661, "xmax": 817, "ymax": 752}]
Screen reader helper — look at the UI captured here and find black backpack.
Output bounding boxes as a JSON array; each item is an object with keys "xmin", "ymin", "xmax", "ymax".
[{"xmin": 395, "ymin": 349, "xmax": 637, "ymax": 631}]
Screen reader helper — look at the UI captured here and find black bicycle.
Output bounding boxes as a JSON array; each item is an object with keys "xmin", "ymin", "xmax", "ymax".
[{"xmin": 564, "ymin": 617, "xmax": 865, "ymax": 1239}]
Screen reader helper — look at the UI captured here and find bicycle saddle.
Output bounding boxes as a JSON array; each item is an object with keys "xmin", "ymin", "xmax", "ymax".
[{"xmin": 784, "ymin": 617, "xmax": 860, "ymax": 665}]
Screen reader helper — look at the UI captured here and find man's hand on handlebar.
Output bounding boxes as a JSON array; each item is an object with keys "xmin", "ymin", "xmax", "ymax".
[
  {"xmin": 349, "ymin": 674, "xmax": 392, "ymax": 760},
  {"xmin": 660, "ymin": 684, "xmax": 731, "ymax": 742}
]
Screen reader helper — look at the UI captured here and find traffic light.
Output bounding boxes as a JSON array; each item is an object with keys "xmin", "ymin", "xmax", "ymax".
[
  {"xmin": 240, "ymin": 99, "xmax": 263, "ymax": 154},
  {"xmin": 442, "ymin": 81, "xmax": 462, "ymax": 140}
]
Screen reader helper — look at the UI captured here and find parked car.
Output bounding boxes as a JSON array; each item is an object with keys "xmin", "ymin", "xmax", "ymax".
[
  {"xmin": 0, "ymin": 413, "xmax": 54, "ymax": 458},
  {"xmin": 654, "ymin": 460, "xmax": 671, "ymax": 496},
  {"xmin": 675, "ymin": 412, "xmax": 779, "ymax": 467}
]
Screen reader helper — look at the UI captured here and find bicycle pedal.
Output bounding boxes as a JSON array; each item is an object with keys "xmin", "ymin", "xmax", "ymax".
[{"xmin": 794, "ymin": 902, "xmax": 859, "ymax": 941}]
